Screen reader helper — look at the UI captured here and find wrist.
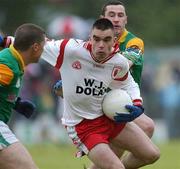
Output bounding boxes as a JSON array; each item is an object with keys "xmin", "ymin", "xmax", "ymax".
[{"xmin": 133, "ymin": 99, "xmax": 143, "ymax": 106}]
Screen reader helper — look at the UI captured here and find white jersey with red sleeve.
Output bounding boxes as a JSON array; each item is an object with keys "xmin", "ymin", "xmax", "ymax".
[{"xmin": 41, "ymin": 39, "xmax": 142, "ymax": 126}]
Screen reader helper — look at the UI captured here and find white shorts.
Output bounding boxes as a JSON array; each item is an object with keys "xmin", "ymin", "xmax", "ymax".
[{"xmin": 0, "ymin": 121, "xmax": 18, "ymax": 150}]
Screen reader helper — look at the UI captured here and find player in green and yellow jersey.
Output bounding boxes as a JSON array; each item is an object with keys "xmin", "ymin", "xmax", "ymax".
[
  {"xmin": 101, "ymin": 0, "xmax": 144, "ymax": 87},
  {"xmin": 117, "ymin": 30, "xmax": 144, "ymax": 87},
  {"xmin": 0, "ymin": 23, "xmax": 45, "ymax": 169}
]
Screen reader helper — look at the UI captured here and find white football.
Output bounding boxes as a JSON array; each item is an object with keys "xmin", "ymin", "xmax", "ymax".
[{"xmin": 102, "ymin": 89, "xmax": 133, "ymax": 120}]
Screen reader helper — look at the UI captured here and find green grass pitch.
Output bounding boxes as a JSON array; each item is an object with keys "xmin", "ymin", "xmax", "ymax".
[
  {"xmin": 28, "ymin": 144, "xmax": 90, "ymax": 169},
  {"xmin": 28, "ymin": 141, "xmax": 180, "ymax": 169}
]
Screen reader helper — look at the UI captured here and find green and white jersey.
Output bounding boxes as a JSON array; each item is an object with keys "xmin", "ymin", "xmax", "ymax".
[
  {"xmin": 0, "ymin": 45, "xmax": 25, "ymax": 123},
  {"xmin": 0, "ymin": 121, "xmax": 18, "ymax": 150}
]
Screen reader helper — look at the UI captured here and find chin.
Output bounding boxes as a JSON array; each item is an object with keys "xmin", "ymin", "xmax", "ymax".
[{"xmin": 115, "ymin": 31, "xmax": 120, "ymax": 36}]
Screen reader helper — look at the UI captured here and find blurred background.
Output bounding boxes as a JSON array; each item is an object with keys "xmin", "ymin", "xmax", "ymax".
[{"xmin": 0, "ymin": 0, "xmax": 180, "ymax": 168}]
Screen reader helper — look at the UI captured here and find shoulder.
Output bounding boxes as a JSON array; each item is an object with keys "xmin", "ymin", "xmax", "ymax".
[
  {"xmin": 0, "ymin": 49, "xmax": 16, "ymax": 65},
  {"xmin": 126, "ymin": 31, "xmax": 144, "ymax": 52},
  {"xmin": 0, "ymin": 63, "xmax": 14, "ymax": 85},
  {"xmin": 67, "ymin": 39, "xmax": 84, "ymax": 48},
  {"xmin": 111, "ymin": 52, "xmax": 129, "ymax": 69},
  {"xmin": 44, "ymin": 38, "xmax": 84, "ymax": 54},
  {"xmin": 58, "ymin": 39, "xmax": 85, "ymax": 52}
]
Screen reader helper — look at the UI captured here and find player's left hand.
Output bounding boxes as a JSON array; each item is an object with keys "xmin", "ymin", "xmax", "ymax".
[
  {"xmin": 113, "ymin": 105, "xmax": 144, "ymax": 123},
  {"xmin": 53, "ymin": 80, "xmax": 62, "ymax": 90},
  {"xmin": 13, "ymin": 97, "xmax": 36, "ymax": 118},
  {"xmin": 53, "ymin": 80, "xmax": 63, "ymax": 97}
]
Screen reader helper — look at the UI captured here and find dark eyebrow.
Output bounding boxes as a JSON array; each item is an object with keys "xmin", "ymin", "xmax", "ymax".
[
  {"xmin": 93, "ymin": 35, "xmax": 99, "ymax": 39},
  {"xmin": 108, "ymin": 11, "xmax": 125, "ymax": 15},
  {"xmin": 104, "ymin": 36, "xmax": 112, "ymax": 40},
  {"xmin": 108, "ymin": 11, "xmax": 116, "ymax": 14},
  {"xmin": 93, "ymin": 35, "xmax": 112, "ymax": 40}
]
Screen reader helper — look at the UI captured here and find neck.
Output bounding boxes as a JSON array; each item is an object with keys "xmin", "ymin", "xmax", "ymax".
[
  {"xmin": 117, "ymin": 29, "xmax": 125, "ymax": 39},
  {"xmin": 17, "ymin": 50, "xmax": 28, "ymax": 66}
]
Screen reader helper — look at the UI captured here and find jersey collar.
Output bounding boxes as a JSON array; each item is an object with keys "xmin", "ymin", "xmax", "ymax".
[
  {"xmin": 117, "ymin": 29, "xmax": 128, "ymax": 44},
  {"xmin": 9, "ymin": 45, "xmax": 25, "ymax": 72},
  {"xmin": 83, "ymin": 41, "xmax": 120, "ymax": 64}
]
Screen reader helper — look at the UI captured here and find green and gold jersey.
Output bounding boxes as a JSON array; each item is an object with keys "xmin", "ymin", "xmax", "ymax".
[
  {"xmin": 118, "ymin": 29, "xmax": 144, "ymax": 87},
  {"xmin": 0, "ymin": 45, "xmax": 25, "ymax": 123}
]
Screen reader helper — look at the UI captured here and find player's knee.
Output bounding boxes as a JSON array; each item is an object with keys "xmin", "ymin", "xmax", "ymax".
[
  {"xmin": 135, "ymin": 115, "xmax": 155, "ymax": 137},
  {"xmin": 144, "ymin": 147, "xmax": 160, "ymax": 165},
  {"xmin": 143, "ymin": 118, "xmax": 155, "ymax": 137}
]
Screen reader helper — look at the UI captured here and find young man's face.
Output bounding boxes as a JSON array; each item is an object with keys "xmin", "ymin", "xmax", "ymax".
[
  {"xmin": 102, "ymin": 5, "xmax": 127, "ymax": 37},
  {"xmin": 90, "ymin": 28, "xmax": 115, "ymax": 62}
]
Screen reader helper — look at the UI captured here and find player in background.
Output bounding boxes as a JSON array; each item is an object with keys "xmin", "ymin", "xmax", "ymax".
[
  {"xmin": 0, "ymin": 23, "xmax": 45, "ymax": 169},
  {"xmin": 42, "ymin": 18, "xmax": 160, "ymax": 169},
  {"xmin": 100, "ymin": 0, "xmax": 155, "ymax": 138}
]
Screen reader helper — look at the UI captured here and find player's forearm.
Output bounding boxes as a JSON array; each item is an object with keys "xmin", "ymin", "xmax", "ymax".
[{"xmin": 119, "ymin": 72, "xmax": 142, "ymax": 102}]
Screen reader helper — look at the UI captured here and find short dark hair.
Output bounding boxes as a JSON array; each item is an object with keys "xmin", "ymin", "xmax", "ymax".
[
  {"xmin": 101, "ymin": 0, "xmax": 125, "ymax": 16},
  {"xmin": 92, "ymin": 18, "xmax": 114, "ymax": 31},
  {"xmin": 14, "ymin": 23, "xmax": 45, "ymax": 51}
]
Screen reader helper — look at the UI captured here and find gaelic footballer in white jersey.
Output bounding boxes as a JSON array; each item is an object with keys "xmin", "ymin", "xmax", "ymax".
[{"xmin": 41, "ymin": 39, "xmax": 142, "ymax": 126}]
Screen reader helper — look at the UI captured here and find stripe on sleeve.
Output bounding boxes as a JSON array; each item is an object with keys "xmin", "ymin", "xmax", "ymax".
[
  {"xmin": 0, "ymin": 64, "xmax": 14, "ymax": 85},
  {"xmin": 114, "ymin": 72, "xmax": 128, "ymax": 81},
  {"xmin": 55, "ymin": 39, "xmax": 69, "ymax": 69}
]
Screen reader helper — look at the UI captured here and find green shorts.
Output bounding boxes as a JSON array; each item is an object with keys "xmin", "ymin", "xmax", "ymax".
[{"xmin": 0, "ymin": 121, "xmax": 18, "ymax": 150}]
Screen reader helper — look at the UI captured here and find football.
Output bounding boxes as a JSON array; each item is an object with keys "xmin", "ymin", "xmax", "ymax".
[{"xmin": 102, "ymin": 89, "xmax": 133, "ymax": 120}]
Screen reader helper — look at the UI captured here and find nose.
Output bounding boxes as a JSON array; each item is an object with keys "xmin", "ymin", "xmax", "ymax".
[
  {"xmin": 113, "ymin": 15, "xmax": 119, "ymax": 23},
  {"xmin": 99, "ymin": 41, "xmax": 104, "ymax": 48}
]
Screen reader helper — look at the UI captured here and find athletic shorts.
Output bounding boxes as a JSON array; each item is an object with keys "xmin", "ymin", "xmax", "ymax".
[
  {"xmin": 66, "ymin": 115, "xmax": 126, "ymax": 155},
  {"xmin": 0, "ymin": 121, "xmax": 18, "ymax": 150}
]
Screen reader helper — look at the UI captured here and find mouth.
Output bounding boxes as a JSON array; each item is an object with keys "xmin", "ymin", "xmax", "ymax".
[
  {"xmin": 97, "ymin": 51, "xmax": 105, "ymax": 55},
  {"xmin": 114, "ymin": 25, "xmax": 121, "ymax": 29}
]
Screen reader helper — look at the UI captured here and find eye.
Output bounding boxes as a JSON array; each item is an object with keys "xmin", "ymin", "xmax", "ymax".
[
  {"xmin": 94, "ymin": 37, "xmax": 100, "ymax": 42},
  {"xmin": 118, "ymin": 13, "xmax": 125, "ymax": 17},
  {"xmin": 108, "ymin": 12, "xmax": 115, "ymax": 17},
  {"xmin": 104, "ymin": 37, "xmax": 112, "ymax": 42}
]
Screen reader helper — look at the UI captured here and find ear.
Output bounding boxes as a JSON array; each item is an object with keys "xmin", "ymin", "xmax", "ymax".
[
  {"xmin": 125, "ymin": 15, "xmax": 128, "ymax": 25},
  {"xmin": 32, "ymin": 43, "xmax": 39, "ymax": 52},
  {"xmin": 100, "ymin": 15, "xmax": 104, "ymax": 18}
]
